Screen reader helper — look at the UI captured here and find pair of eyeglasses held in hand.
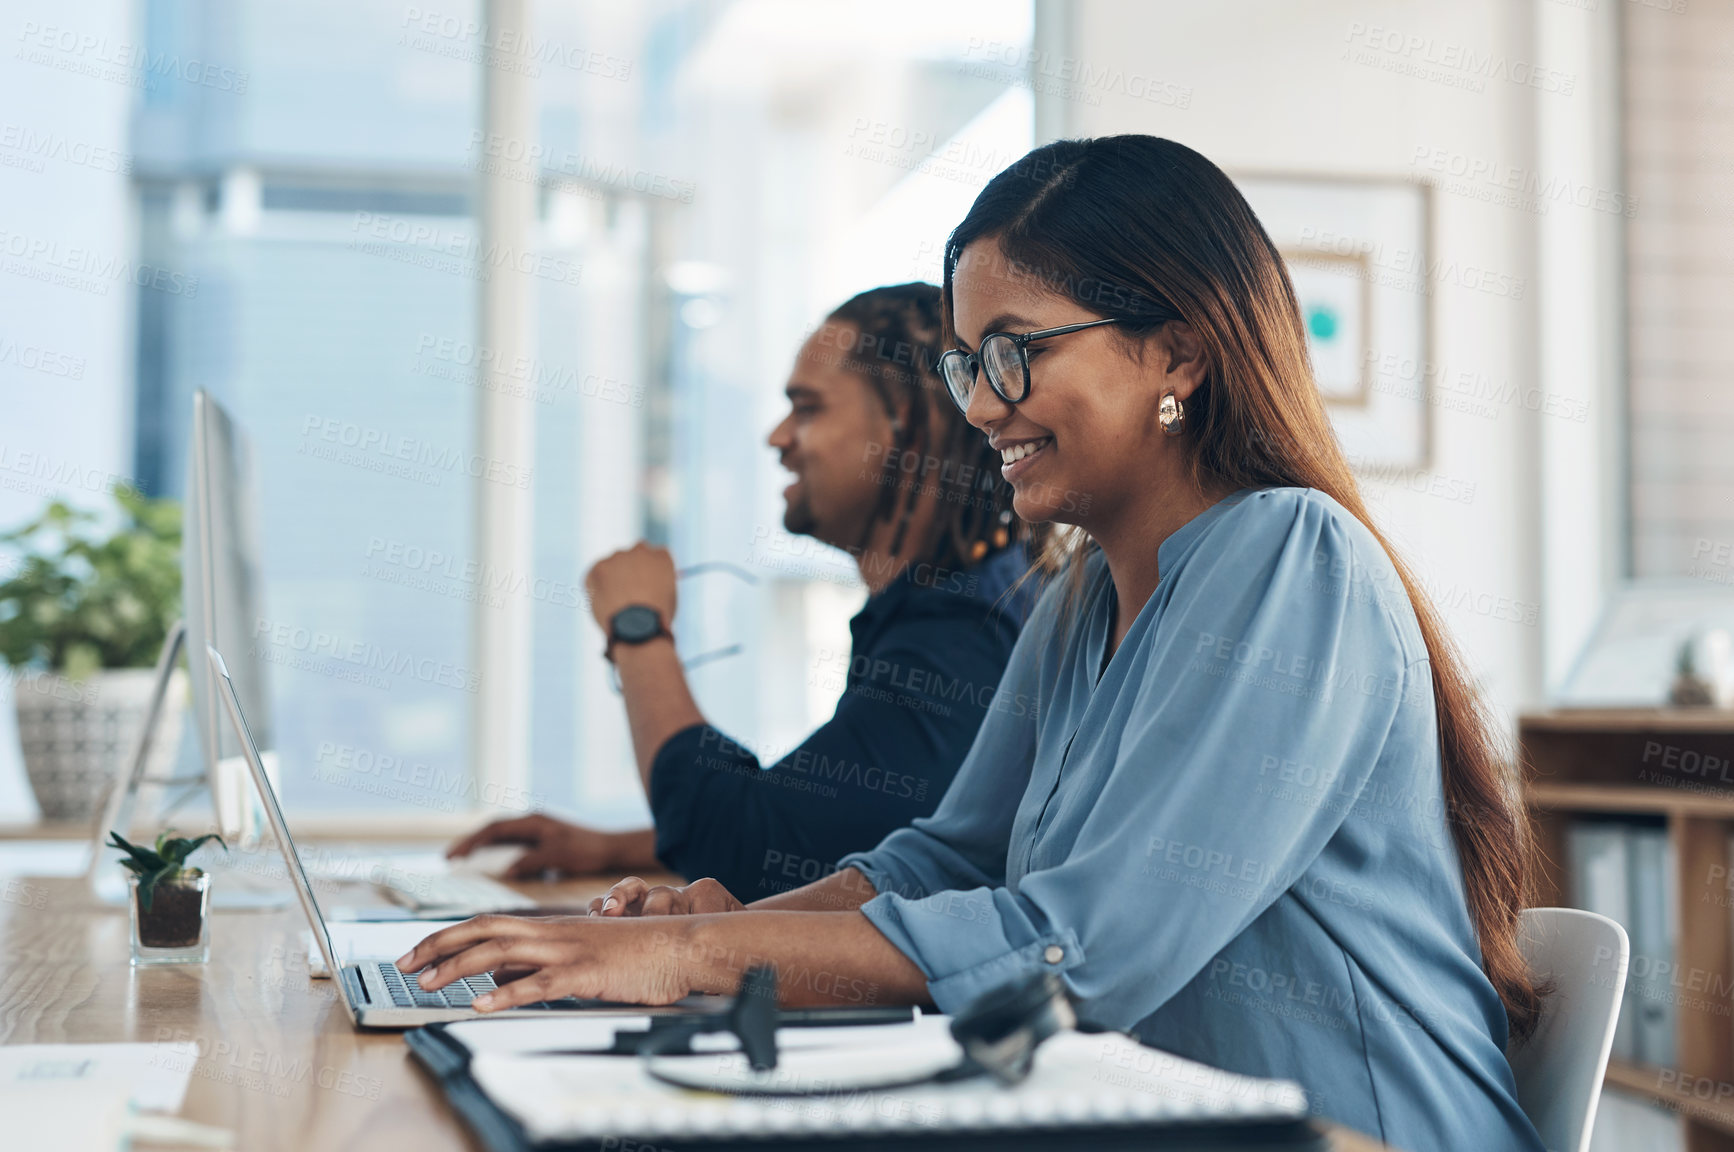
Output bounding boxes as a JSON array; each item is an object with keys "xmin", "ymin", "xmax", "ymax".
[{"xmin": 607, "ymin": 561, "xmax": 757, "ymax": 693}]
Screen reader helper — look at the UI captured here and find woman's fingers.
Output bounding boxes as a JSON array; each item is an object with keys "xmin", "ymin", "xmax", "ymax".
[
  {"xmin": 586, "ymin": 877, "xmax": 741, "ymax": 918},
  {"xmin": 398, "ymin": 917, "xmax": 702, "ymax": 1010},
  {"xmin": 416, "ymin": 939, "xmax": 517, "ymax": 990},
  {"xmin": 419, "ymin": 934, "xmax": 568, "ymax": 992},
  {"xmin": 597, "ymin": 875, "xmax": 650, "ymax": 916},
  {"xmin": 474, "ymin": 969, "xmax": 567, "ymax": 1012},
  {"xmin": 683, "ymin": 878, "xmax": 744, "ymax": 914},
  {"xmin": 639, "ymin": 885, "xmax": 690, "ymax": 915},
  {"xmin": 395, "ymin": 914, "xmax": 532, "ymax": 972}
]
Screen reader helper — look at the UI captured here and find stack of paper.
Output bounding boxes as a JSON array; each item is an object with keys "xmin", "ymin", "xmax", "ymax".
[
  {"xmin": 461, "ymin": 1016, "xmax": 1308, "ymax": 1144},
  {"xmin": 0, "ymin": 1043, "xmax": 203, "ymax": 1152}
]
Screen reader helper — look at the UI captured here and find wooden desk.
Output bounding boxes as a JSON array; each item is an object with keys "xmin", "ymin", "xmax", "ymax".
[{"xmin": 0, "ymin": 869, "xmax": 1391, "ymax": 1151}]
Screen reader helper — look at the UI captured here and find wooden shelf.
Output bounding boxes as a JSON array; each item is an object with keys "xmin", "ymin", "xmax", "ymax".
[
  {"xmin": 1605, "ymin": 1060, "xmax": 1734, "ymax": 1136},
  {"xmin": 1521, "ymin": 708, "xmax": 1734, "ymax": 734},
  {"xmin": 1521, "ymin": 709, "xmax": 1734, "ymax": 1151},
  {"xmin": 1527, "ymin": 783, "xmax": 1734, "ymax": 819}
]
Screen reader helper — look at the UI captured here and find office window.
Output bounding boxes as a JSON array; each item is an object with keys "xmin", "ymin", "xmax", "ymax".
[
  {"xmin": 127, "ymin": 0, "xmax": 1035, "ymax": 820},
  {"xmin": 544, "ymin": 1, "xmax": 1037, "ymax": 821},
  {"xmin": 132, "ymin": 0, "xmax": 489, "ymax": 818},
  {"xmin": 1557, "ymin": 1, "xmax": 1734, "ymax": 708},
  {"xmin": 1625, "ymin": 1, "xmax": 1734, "ymax": 581}
]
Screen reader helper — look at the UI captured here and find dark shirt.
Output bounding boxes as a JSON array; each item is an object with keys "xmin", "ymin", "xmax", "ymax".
[{"xmin": 649, "ymin": 547, "xmax": 1038, "ymax": 899}]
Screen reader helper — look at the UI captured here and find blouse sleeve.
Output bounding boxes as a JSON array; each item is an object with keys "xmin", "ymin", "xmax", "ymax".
[{"xmin": 854, "ymin": 493, "xmax": 1423, "ymax": 1025}]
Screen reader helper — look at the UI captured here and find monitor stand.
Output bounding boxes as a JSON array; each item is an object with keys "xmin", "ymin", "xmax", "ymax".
[{"xmin": 83, "ymin": 619, "xmax": 291, "ymax": 911}]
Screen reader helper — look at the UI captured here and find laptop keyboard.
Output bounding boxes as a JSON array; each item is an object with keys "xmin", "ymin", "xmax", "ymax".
[{"xmin": 374, "ymin": 963, "xmax": 591, "ymax": 1011}]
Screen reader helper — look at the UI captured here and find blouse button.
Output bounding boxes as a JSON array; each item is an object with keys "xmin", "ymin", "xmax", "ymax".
[{"xmin": 1043, "ymin": 945, "xmax": 1065, "ymax": 965}]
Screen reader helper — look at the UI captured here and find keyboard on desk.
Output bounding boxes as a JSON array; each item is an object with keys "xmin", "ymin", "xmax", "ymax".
[
  {"xmin": 376, "ymin": 871, "xmax": 539, "ymax": 915},
  {"xmin": 373, "ymin": 963, "xmax": 592, "ymax": 1011}
]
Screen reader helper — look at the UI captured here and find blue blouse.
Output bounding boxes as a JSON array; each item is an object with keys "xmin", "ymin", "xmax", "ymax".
[{"xmin": 839, "ymin": 488, "xmax": 1543, "ymax": 1151}]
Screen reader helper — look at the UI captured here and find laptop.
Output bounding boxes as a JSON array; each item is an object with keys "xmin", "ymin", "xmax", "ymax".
[{"xmin": 206, "ymin": 645, "xmax": 714, "ymax": 1029}]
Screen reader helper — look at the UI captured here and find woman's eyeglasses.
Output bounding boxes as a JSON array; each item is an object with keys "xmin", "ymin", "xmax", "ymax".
[{"xmin": 938, "ymin": 318, "xmax": 1126, "ymax": 412}]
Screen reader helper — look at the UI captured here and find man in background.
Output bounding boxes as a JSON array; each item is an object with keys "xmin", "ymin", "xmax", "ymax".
[{"xmin": 449, "ymin": 283, "xmax": 1046, "ymax": 897}]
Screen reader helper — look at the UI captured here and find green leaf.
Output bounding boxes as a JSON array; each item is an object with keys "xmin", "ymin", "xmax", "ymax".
[
  {"xmin": 156, "ymin": 833, "xmax": 226, "ymax": 866},
  {"xmin": 0, "ymin": 487, "xmax": 181, "ymax": 673},
  {"xmin": 136, "ymin": 869, "xmax": 161, "ymax": 913},
  {"xmin": 107, "ymin": 830, "xmax": 165, "ymax": 872}
]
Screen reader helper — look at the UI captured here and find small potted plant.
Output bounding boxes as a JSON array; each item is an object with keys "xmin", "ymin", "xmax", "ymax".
[
  {"xmin": 1669, "ymin": 637, "xmax": 1716, "ymax": 708},
  {"xmin": 108, "ymin": 829, "xmax": 225, "ymax": 965},
  {"xmin": 0, "ymin": 487, "xmax": 183, "ymax": 822}
]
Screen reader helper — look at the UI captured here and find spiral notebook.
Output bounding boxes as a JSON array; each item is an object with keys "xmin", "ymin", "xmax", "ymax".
[{"xmin": 407, "ymin": 1014, "xmax": 1326, "ymax": 1151}]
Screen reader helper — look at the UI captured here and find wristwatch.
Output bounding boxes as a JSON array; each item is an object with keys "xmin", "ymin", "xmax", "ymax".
[{"xmin": 605, "ymin": 604, "xmax": 670, "ymax": 663}]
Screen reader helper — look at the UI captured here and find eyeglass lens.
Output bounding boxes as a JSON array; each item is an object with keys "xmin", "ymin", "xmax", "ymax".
[
  {"xmin": 942, "ymin": 335, "xmax": 1031, "ymax": 411},
  {"xmin": 981, "ymin": 335, "xmax": 1027, "ymax": 402}
]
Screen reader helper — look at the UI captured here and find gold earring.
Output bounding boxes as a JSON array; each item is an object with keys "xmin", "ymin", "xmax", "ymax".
[{"xmin": 1158, "ymin": 390, "xmax": 1185, "ymax": 437}]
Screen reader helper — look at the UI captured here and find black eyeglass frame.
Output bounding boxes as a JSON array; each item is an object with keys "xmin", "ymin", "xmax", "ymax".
[{"xmin": 938, "ymin": 318, "xmax": 1126, "ymax": 412}]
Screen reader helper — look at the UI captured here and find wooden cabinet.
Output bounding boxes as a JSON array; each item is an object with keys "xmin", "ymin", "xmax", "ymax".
[{"xmin": 1522, "ymin": 709, "xmax": 1734, "ymax": 1152}]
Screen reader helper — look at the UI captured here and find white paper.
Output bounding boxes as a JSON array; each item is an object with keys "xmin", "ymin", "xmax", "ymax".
[
  {"xmin": 0, "ymin": 1042, "xmax": 199, "ymax": 1112},
  {"xmin": 445, "ymin": 1016, "xmax": 657, "ymax": 1053},
  {"xmin": 306, "ymin": 919, "xmax": 464, "ymax": 978},
  {"xmin": 468, "ymin": 1024, "xmax": 1308, "ymax": 1143},
  {"xmin": 442, "ymin": 1013, "xmax": 933, "ymax": 1056},
  {"xmin": 0, "ymin": 1082, "xmax": 130, "ymax": 1152}
]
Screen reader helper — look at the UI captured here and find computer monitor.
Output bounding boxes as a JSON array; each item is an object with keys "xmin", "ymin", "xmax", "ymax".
[
  {"xmin": 183, "ymin": 390, "xmax": 275, "ymax": 841},
  {"xmin": 88, "ymin": 391, "xmax": 286, "ymax": 904}
]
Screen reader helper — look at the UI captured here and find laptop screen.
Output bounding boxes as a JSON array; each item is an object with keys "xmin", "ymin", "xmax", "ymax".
[{"xmin": 206, "ymin": 646, "xmax": 343, "ymax": 977}]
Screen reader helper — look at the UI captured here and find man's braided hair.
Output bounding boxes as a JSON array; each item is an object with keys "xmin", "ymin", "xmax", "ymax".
[{"xmin": 824, "ymin": 283, "xmax": 1049, "ymax": 574}]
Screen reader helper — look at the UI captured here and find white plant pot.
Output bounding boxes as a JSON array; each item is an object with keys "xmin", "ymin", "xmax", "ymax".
[{"xmin": 13, "ymin": 668, "xmax": 188, "ymax": 822}]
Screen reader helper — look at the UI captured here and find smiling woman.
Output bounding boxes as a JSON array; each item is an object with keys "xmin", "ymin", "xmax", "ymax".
[{"xmin": 398, "ymin": 136, "xmax": 1546, "ymax": 1152}]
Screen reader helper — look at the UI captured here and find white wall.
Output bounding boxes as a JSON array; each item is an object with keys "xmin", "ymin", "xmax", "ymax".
[{"xmin": 1038, "ymin": 0, "xmax": 1625, "ymax": 723}]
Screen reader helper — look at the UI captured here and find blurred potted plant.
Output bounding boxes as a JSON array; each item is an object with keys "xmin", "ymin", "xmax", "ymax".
[
  {"xmin": 0, "ymin": 487, "xmax": 184, "ymax": 821},
  {"xmin": 1669, "ymin": 632, "xmax": 1733, "ymax": 708},
  {"xmin": 108, "ymin": 829, "xmax": 223, "ymax": 964}
]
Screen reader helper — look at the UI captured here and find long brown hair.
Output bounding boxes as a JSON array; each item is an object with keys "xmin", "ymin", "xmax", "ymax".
[
  {"xmin": 941, "ymin": 136, "xmax": 1541, "ymax": 1041},
  {"xmin": 826, "ymin": 283, "xmax": 1050, "ymax": 574}
]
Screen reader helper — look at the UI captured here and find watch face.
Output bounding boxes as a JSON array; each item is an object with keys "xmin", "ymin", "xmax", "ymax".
[{"xmin": 612, "ymin": 604, "xmax": 663, "ymax": 643}]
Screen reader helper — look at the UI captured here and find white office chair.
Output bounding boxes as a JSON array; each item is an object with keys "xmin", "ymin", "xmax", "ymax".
[{"xmin": 1505, "ymin": 907, "xmax": 1630, "ymax": 1152}]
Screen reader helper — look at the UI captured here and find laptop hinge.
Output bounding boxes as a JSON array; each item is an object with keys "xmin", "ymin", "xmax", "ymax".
[{"xmin": 342, "ymin": 964, "xmax": 372, "ymax": 1005}]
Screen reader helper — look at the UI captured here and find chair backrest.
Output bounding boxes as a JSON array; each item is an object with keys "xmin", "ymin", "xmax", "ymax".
[{"xmin": 1506, "ymin": 907, "xmax": 1630, "ymax": 1152}]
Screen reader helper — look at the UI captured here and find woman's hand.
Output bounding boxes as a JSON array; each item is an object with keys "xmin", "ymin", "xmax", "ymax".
[
  {"xmin": 395, "ymin": 914, "xmax": 701, "ymax": 1010},
  {"xmin": 397, "ymin": 905, "xmax": 934, "ymax": 1011},
  {"xmin": 588, "ymin": 875, "xmax": 744, "ymax": 917}
]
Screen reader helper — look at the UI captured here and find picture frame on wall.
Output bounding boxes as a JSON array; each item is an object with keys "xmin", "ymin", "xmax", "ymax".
[{"xmin": 1234, "ymin": 174, "xmax": 1433, "ymax": 471}]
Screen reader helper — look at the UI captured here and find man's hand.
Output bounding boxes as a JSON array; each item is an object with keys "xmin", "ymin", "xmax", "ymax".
[
  {"xmin": 588, "ymin": 875, "xmax": 745, "ymax": 917},
  {"xmin": 445, "ymin": 814, "xmax": 650, "ymax": 879},
  {"xmin": 396, "ymin": 914, "xmax": 701, "ymax": 1009},
  {"xmin": 586, "ymin": 542, "xmax": 678, "ymax": 633},
  {"xmin": 582, "ymin": 541, "xmax": 705, "ymax": 796}
]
